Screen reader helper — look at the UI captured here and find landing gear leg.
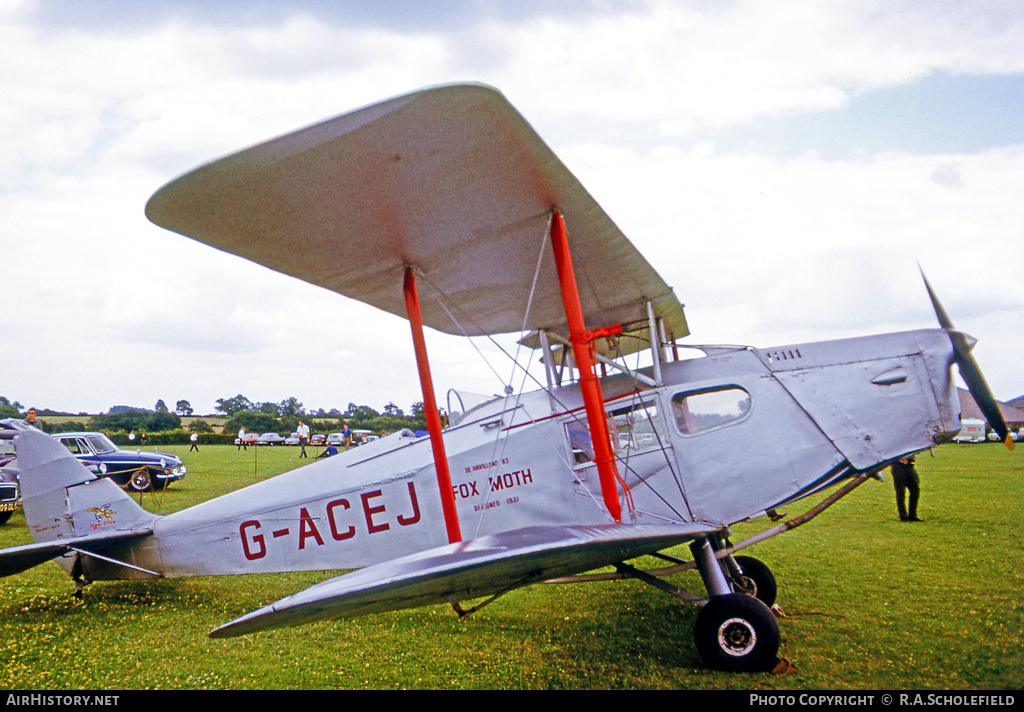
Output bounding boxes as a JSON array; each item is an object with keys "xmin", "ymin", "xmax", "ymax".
[
  {"xmin": 690, "ymin": 538, "xmax": 732, "ymax": 597},
  {"xmin": 71, "ymin": 557, "xmax": 88, "ymax": 600},
  {"xmin": 691, "ymin": 537, "xmax": 781, "ymax": 672}
]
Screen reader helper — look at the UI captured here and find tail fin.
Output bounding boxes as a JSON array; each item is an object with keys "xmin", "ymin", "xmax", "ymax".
[{"xmin": 16, "ymin": 429, "xmax": 158, "ymax": 544}]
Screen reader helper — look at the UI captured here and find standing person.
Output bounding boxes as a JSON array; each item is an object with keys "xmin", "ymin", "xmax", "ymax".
[
  {"xmin": 189, "ymin": 431, "xmax": 199, "ymax": 452},
  {"xmin": 24, "ymin": 408, "xmax": 45, "ymax": 431},
  {"xmin": 297, "ymin": 420, "xmax": 310, "ymax": 458},
  {"xmin": 238, "ymin": 428, "xmax": 246, "ymax": 451},
  {"xmin": 891, "ymin": 454, "xmax": 922, "ymax": 522},
  {"xmin": 341, "ymin": 422, "xmax": 352, "ymax": 449}
]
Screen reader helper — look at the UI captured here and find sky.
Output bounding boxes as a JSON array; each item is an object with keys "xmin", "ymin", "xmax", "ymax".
[{"xmin": 2, "ymin": 0, "xmax": 1023, "ymax": 418}]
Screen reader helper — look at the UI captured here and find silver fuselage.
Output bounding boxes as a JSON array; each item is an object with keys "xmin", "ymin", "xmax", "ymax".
[{"xmin": 74, "ymin": 327, "xmax": 957, "ymax": 582}]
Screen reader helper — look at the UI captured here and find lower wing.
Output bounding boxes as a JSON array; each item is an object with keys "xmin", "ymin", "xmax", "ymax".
[{"xmin": 210, "ymin": 521, "xmax": 719, "ymax": 638}]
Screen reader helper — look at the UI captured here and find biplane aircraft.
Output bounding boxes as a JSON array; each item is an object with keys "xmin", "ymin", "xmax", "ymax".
[{"xmin": 0, "ymin": 84, "xmax": 1014, "ymax": 672}]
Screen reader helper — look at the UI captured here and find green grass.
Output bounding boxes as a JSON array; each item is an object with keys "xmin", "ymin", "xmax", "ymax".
[{"xmin": 1, "ymin": 443, "xmax": 1021, "ymax": 689}]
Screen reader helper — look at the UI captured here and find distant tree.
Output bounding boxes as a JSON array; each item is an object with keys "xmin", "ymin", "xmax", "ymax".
[
  {"xmin": 343, "ymin": 403, "xmax": 380, "ymax": 421},
  {"xmin": 52, "ymin": 421, "xmax": 88, "ymax": 433},
  {"xmin": 224, "ymin": 410, "xmax": 281, "ymax": 434},
  {"xmin": 410, "ymin": 401, "xmax": 424, "ymax": 418},
  {"xmin": 279, "ymin": 397, "xmax": 304, "ymax": 417},
  {"xmin": 0, "ymin": 396, "xmax": 22, "ymax": 419},
  {"xmin": 189, "ymin": 419, "xmax": 214, "ymax": 433},
  {"xmin": 383, "ymin": 402, "xmax": 404, "ymax": 417},
  {"xmin": 155, "ymin": 399, "xmax": 169, "ymax": 413},
  {"xmin": 175, "ymin": 400, "xmax": 194, "ymax": 417},
  {"xmin": 257, "ymin": 401, "xmax": 281, "ymax": 417},
  {"xmin": 216, "ymin": 395, "xmax": 254, "ymax": 417},
  {"xmin": 89, "ymin": 408, "xmax": 181, "ymax": 433}
]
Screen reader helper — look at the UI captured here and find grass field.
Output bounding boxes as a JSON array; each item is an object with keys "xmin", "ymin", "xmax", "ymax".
[{"xmin": 0, "ymin": 443, "xmax": 1020, "ymax": 690}]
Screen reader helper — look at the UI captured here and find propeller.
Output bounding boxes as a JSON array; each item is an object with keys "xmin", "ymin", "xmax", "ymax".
[{"xmin": 921, "ymin": 268, "xmax": 1014, "ymax": 450}]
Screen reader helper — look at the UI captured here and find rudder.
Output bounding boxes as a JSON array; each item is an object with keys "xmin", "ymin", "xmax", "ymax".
[{"xmin": 16, "ymin": 429, "xmax": 158, "ymax": 544}]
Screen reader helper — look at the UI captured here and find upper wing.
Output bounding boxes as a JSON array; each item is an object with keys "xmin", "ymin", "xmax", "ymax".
[
  {"xmin": 209, "ymin": 521, "xmax": 718, "ymax": 638},
  {"xmin": 145, "ymin": 83, "xmax": 688, "ymax": 350}
]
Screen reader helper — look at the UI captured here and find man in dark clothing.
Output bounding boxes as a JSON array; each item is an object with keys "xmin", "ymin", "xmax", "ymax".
[{"xmin": 891, "ymin": 454, "xmax": 922, "ymax": 522}]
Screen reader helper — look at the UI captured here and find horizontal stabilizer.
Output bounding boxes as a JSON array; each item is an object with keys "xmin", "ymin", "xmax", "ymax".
[
  {"xmin": 210, "ymin": 521, "xmax": 718, "ymax": 638},
  {"xmin": 0, "ymin": 529, "xmax": 153, "ymax": 578}
]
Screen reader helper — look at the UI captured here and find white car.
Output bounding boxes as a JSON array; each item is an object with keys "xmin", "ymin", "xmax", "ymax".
[{"xmin": 351, "ymin": 429, "xmax": 379, "ymax": 445}]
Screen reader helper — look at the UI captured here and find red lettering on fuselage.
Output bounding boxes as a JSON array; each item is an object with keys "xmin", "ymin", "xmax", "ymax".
[
  {"xmin": 489, "ymin": 469, "xmax": 533, "ymax": 491},
  {"xmin": 298, "ymin": 507, "xmax": 324, "ymax": 549},
  {"xmin": 397, "ymin": 482, "xmax": 421, "ymax": 525},
  {"xmin": 326, "ymin": 498, "xmax": 355, "ymax": 540},
  {"xmin": 361, "ymin": 490, "xmax": 388, "ymax": 534},
  {"xmin": 453, "ymin": 469, "xmax": 535, "ymax": 500},
  {"xmin": 240, "ymin": 520, "xmax": 265, "ymax": 561},
  {"xmin": 238, "ymin": 482, "xmax": 423, "ymax": 561}
]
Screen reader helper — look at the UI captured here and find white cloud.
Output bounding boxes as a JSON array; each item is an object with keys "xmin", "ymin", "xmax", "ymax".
[{"xmin": 1, "ymin": 1, "xmax": 1023, "ymax": 416}]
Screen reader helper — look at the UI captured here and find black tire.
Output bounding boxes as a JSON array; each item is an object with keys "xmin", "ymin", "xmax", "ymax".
[
  {"xmin": 0, "ymin": 510, "xmax": 12, "ymax": 525},
  {"xmin": 730, "ymin": 555, "xmax": 777, "ymax": 607},
  {"xmin": 128, "ymin": 469, "xmax": 153, "ymax": 492},
  {"xmin": 694, "ymin": 593, "xmax": 780, "ymax": 672}
]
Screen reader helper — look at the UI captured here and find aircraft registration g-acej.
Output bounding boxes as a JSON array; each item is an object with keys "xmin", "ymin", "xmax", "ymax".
[{"xmin": 1, "ymin": 84, "xmax": 1014, "ymax": 672}]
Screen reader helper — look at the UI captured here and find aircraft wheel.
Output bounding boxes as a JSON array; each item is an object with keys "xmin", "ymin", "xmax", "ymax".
[
  {"xmin": 694, "ymin": 593, "xmax": 780, "ymax": 672},
  {"xmin": 128, "ymin": 469, "xmax": 153, "ymax": 492},
  {"xmin": 730, "ymin": 555, "xmax": 777, "ymax": 607}
]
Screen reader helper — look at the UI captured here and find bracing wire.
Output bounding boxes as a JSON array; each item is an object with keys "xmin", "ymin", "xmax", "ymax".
[{"xmin": 408, "ymin": 215, "xmax": 697, "ymax": 528}]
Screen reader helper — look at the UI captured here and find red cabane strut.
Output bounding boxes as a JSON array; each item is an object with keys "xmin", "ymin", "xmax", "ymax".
[
  {"xmin": 404, "ymin": 267, "xmax": 462, "ymax": 544},
  {"xmin": 549, "ymin": 211, "xmax": 623, "ymax": 523},
  {"xmin": 403, "ymin": 212, "xmax": 624, "ymax": 538}
]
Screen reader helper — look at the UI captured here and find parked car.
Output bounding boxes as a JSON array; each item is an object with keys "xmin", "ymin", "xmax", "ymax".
[
  {"xmin": 234, "ymin": 432, "xmax": 261, "ymax": 447},
  {"xmin": 310, "ymin": 433, "xmax": 325, "ymax": 446},
  {"xmin": 55, "ymin": 432, "xmax": 186, "ymax": 491},
  {"xmin": 0, "ymin": 431, "xmax": 20, "ymax": 525},
  {"xmin": 326, "ymin": 432, "xmax": 346, "ymax": 446},
  {"xmin": 258, "ymin": 432, "xmax": 286, "ymax": 446},
  {"xmin": 284, "ymin": 432, "xmax": 300, "ymax": 445},
  {"xmin": 351, "ymin": 429, "xmax": 379, "ymax": 445}
]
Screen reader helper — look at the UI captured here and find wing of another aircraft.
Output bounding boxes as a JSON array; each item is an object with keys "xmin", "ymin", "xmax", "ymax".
[
  {"xmin": 210, "ymin": 521, "xmax": 719, "ymax": 639},
  {"xmin": 145, "ymin": 83, "xmax": 687, "ymax": 351}
]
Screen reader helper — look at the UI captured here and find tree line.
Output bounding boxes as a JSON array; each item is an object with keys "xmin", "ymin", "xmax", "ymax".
[{"xmin": 0, "ymin": 394, "xmax": 429, "ymax": 441}]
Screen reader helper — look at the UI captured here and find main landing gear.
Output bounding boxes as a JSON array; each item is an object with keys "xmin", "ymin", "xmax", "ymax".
[
  {"xmin": 690, "ymin": 538, "xmax": 781, "ymax": 672},
  {"xmin": 583, "ymin": 534, "xmax": 785, "ymax": 672}
]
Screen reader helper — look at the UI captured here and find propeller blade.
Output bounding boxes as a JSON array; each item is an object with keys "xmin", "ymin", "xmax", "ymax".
[{"xmin": 921, "ymin": 269, "xmax": 1014, "ymax": 450}]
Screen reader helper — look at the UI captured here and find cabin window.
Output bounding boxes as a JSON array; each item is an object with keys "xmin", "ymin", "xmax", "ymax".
[
  {"xmin": 565, "ymin": 419, "xmax": 594, "ymax": 465},
  {"xmin": 671, "ymin": 386, "xmax": 751, "ymax": 435},
  {"xmin": 607, "ymin": 399, "xmax": 667, "ymax": 455},
  {"xmin": 565, "ymin": 398, "xmax": 666, "ymax": 466}
]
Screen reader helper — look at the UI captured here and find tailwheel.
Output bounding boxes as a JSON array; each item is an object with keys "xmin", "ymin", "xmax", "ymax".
[
  {"xmin": 729, "ymin": 555, "xmax": 777, "ymax": 607},
  {"xmin": 694, "ymin": 593, "xmax": 780, "ymax": 672}
]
